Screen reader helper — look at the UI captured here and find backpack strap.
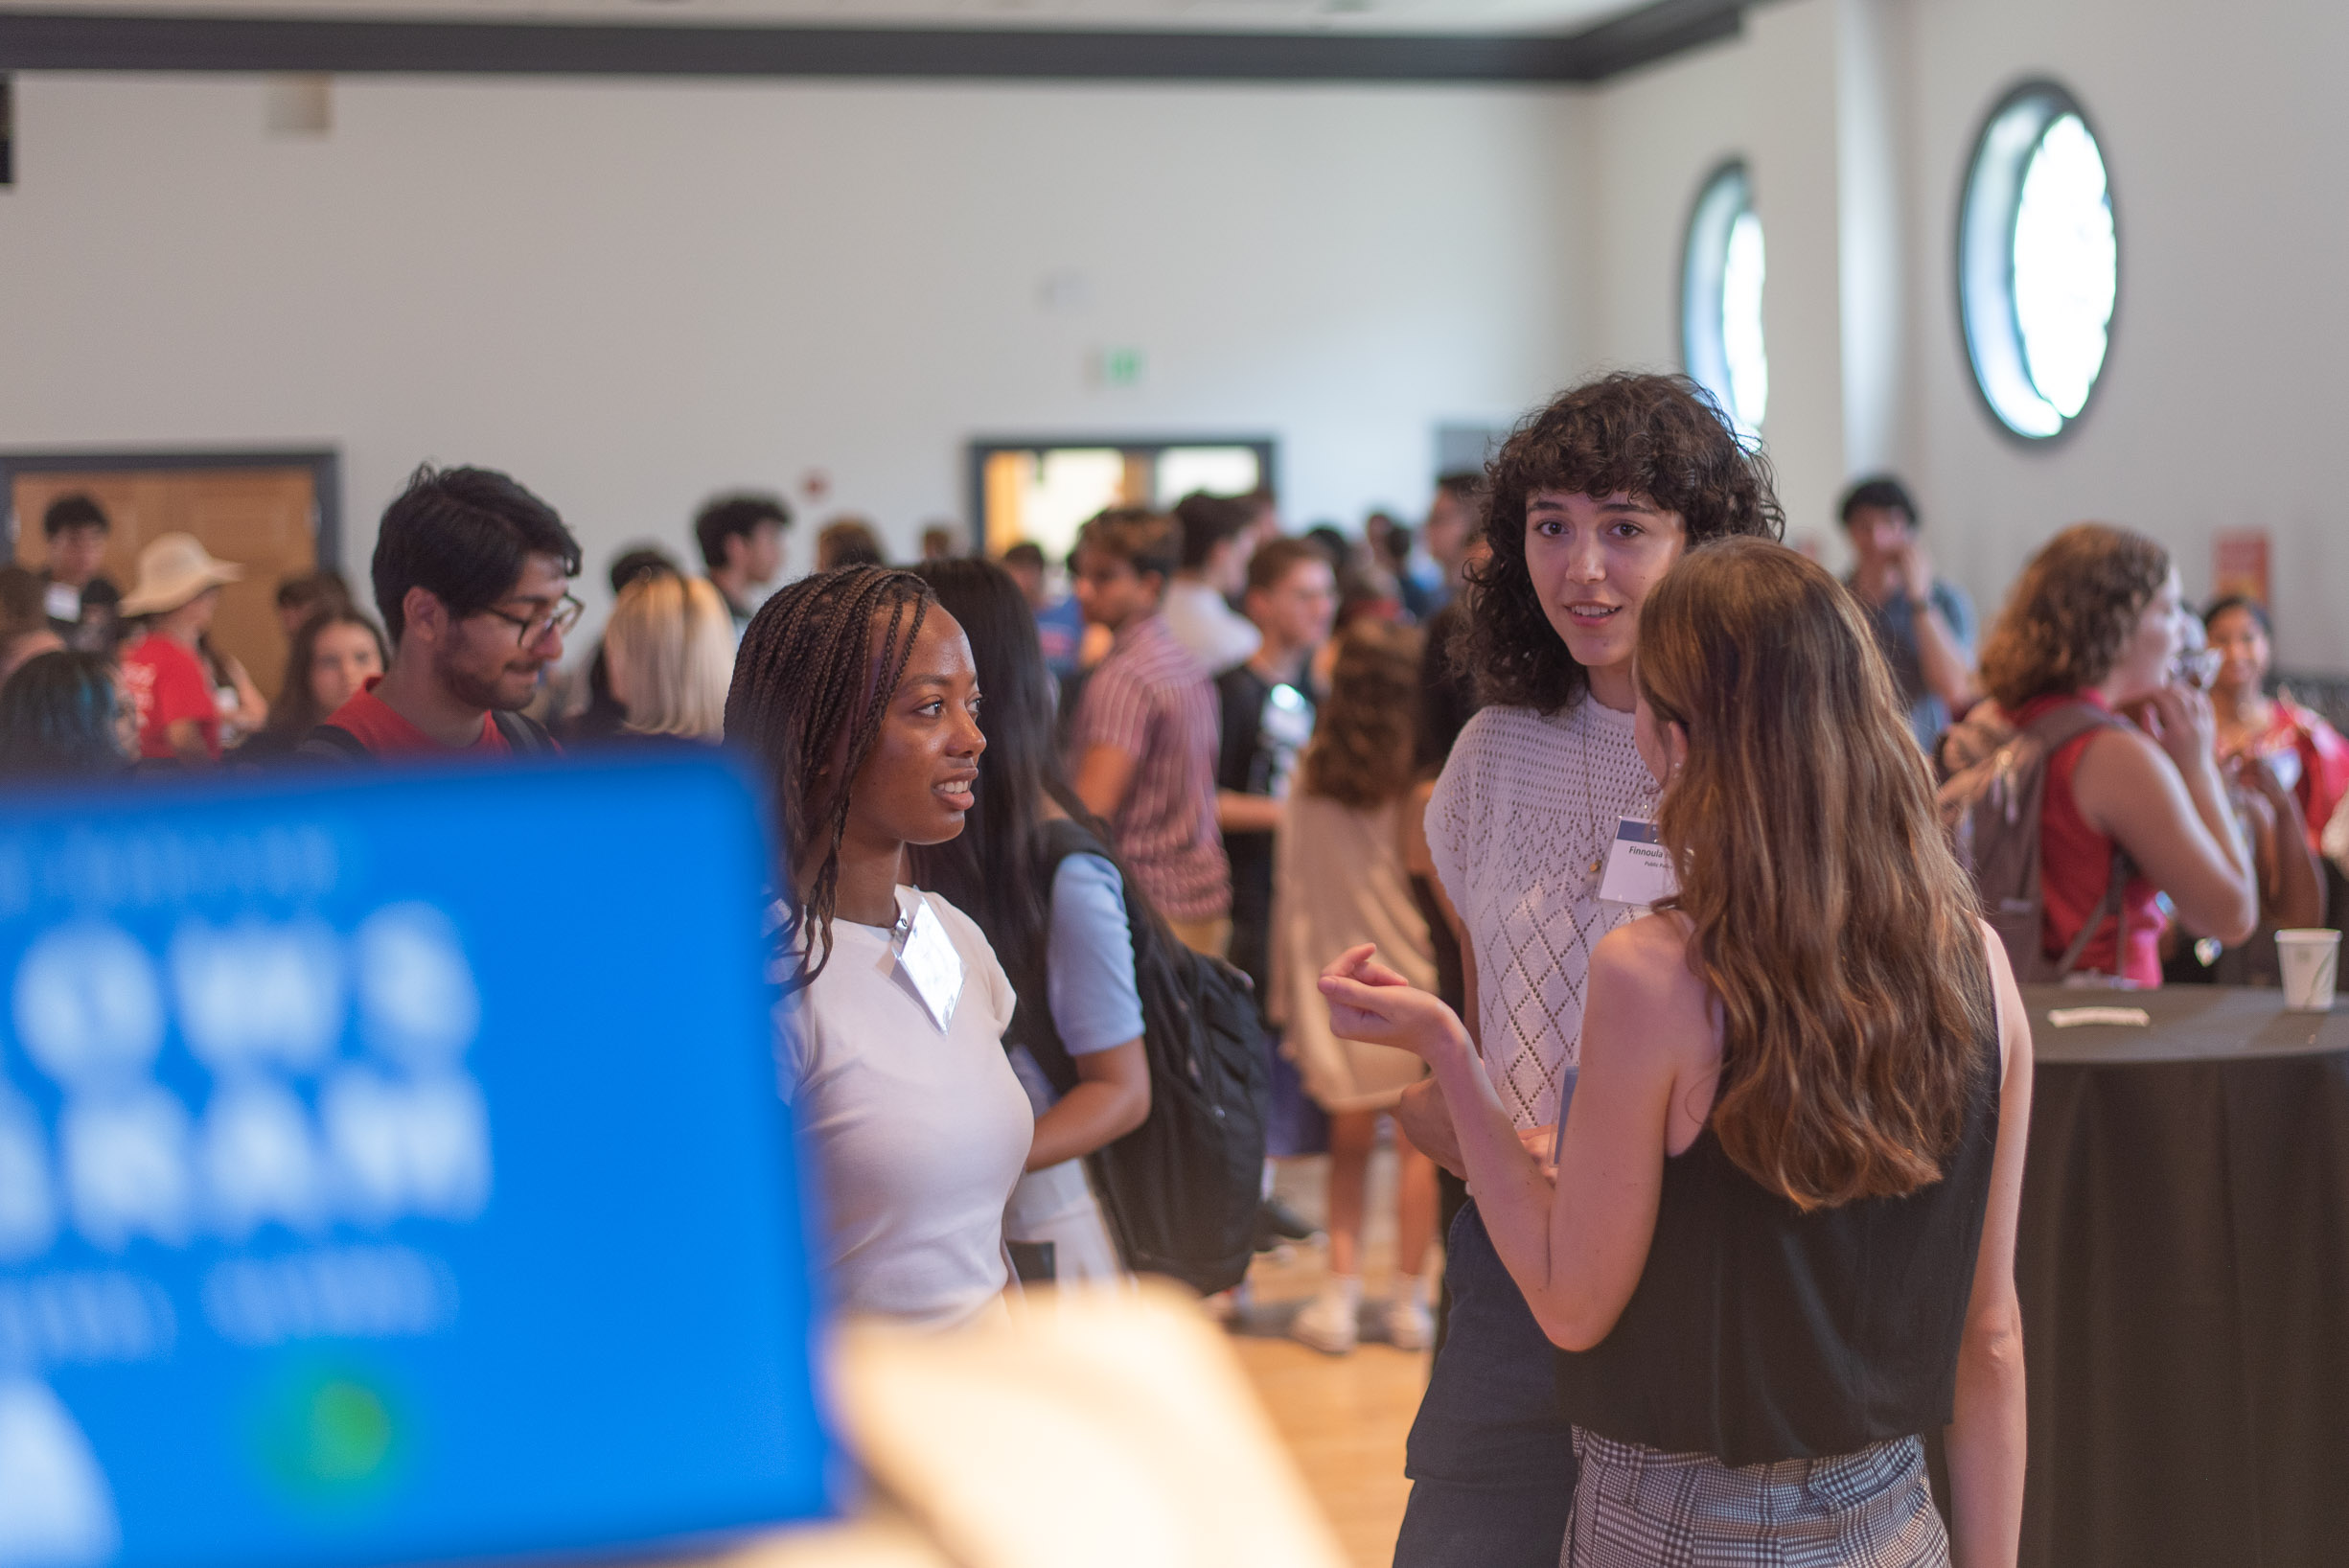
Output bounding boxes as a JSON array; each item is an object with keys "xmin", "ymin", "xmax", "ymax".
[
  {"xmin": 294, "ymin": 723, "xmax": 374, "ymax": 764},
  {"xmin": 1011, "ymin": 818, "xmax": 1121, "ymax": 1097},
  {"xmin": 491, "ymin": 709, "xmax": 561, "ymax": 757},
  {"xmin": 2016, "ymin": 699, "xmax": 2128, "ymax": 755}
]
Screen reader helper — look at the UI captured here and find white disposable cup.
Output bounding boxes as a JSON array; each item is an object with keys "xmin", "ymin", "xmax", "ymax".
[{"xmin": 2276, "ymin": 929, "xmax": 2342, "ymax": 1012}]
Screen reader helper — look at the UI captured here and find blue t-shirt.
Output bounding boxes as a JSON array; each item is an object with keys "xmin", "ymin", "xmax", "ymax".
[
  {"xmin": 1006, "ymin": 852, "xmax": 1146, "ymax": 1115},
  {"xmin": 1034, "ymin": 594, "xmax": 1086, "ymax": 684},
  {"xmin": 1851, "ymin": 576, "xmax": 1975, "ymax": 751}
]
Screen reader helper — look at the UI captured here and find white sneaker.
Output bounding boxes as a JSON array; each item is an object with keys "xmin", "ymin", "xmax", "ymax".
[
  {"xmin": 1384, "ymin": 1295, "xmax": 1434, "ymax": 1351},
  {"xmin": 1289, "ymin": 1279, "xmax": 1360, "ymax": 1355}
]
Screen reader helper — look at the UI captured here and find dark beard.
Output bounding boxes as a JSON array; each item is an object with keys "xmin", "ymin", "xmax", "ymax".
[{"xmin": 434, "ymin": 643, "xmax": 528, "ymax": 713}]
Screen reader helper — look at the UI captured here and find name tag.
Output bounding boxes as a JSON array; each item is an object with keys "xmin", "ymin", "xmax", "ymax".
[
  {"xmin": 44, "ymin": 582, "xmax": 81, "ymax": 621},
  {"xmin": 895, "ymin": 895, "xmax": 966, "ymax": 1033},
  {"xmin": 2268, "ymin": 746, "xmax": 2304, "ymax": 795},
  {"xmin": 1598, "ymin": 819, "xmax": 1677, "ymax": 911}
]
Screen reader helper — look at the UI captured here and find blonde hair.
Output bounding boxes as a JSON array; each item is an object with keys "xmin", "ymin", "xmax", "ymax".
[{"xmin": 605, "ymin": 574, "xmax": 734, "ymax": 739}]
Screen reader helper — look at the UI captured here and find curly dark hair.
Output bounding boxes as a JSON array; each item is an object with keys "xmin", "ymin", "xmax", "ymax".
[
  {"xmin": 1462, "ymin": 372, "xmax": 1784, "ymax": 713},
  {"xmin": 1979, "ymin": 523, "xmax": 2171, "ymax": 710}
]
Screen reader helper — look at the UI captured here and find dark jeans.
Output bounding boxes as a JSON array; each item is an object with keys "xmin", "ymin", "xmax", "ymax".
[{"xmin": 1393, "ymin": 1199, "xmax": 1578, "ymax": 1568}]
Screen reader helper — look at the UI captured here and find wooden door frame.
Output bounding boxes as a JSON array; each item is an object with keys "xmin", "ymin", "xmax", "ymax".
[
  {"xmin": 965, "ymin": 434, "xmax": 1278, "ymax": 556},
  {"xmin": 0, "ymin": 448, "xmax": 343, "ymax": 568}
]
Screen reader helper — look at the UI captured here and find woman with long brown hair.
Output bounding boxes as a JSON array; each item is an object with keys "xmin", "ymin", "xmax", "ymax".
[
  {"xmin": 1272, "ymin": 620, "xmax": 1440, "ymax": 1355},
  {"xmin": 1395, "ymin": 372, "xmax": 1783, "ymax": 1568},
  {"xmin": 236, "ymin": 609, "xmax": 387, "ymax": 762},
  {"xmin": 1324, "ymin": 539, "xmax": 2031, "ymax": 1566}
]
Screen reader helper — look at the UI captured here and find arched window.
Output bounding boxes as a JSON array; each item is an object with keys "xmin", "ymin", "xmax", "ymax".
[
  {"xmin": 1681, "ymin": 161, "xmax": 1767, "ymax": 438},
  {"xmin": 1959, "ymin": 81, "xmax": 2117, "ymax": 440}
]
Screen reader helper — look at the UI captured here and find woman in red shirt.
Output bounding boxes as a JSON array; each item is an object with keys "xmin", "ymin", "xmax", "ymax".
[
  {"xmin": 2207, "ymin": 594, "xmax": 2349, "ymax": 854},
  {"xmin": 1976, "ymin": 524, "xmax": 2258, "ymax": 986},
  {"xmin": 116, "ymin": 532, "xmax": 246, "ymax": 766}
]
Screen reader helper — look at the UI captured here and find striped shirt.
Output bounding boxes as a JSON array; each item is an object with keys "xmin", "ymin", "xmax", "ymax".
[{"xmin": 1071, "ymin": 612, "xmax": 1232, "ymax": 923}]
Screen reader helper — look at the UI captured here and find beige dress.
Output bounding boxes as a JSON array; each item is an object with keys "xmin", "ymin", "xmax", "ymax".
[{"xmin": 1271, "ymin": 794, "xmax": 1437, "ymax": 1114}]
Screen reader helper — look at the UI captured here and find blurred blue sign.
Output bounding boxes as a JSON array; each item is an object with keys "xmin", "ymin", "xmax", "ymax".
[{"xmin": 0, "ymin": 756, "xmax": 831, "ymax": 1568}]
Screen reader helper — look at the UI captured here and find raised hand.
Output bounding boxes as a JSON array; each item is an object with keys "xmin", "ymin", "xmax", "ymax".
[
  {"xmin": 1895, "ymin": 538, "xmax": 1936, "ymax": 607},
  {"xmin": 1318, "ymin": 944, "xmax": 1471, "ymax": 1063},
  {"xmin": 2136, "ymin": 681, "xmax": 2220, "ymax": 776}
]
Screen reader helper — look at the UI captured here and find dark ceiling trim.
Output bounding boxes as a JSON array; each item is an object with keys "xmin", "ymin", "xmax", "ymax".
[{"xmin": 0, "ymin": 0, "xmax": 1744, "ymax": 82}]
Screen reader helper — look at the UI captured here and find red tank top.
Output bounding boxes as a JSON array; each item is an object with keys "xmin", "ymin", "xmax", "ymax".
[{"xmin": 2021, "ymin": 693, "xmax": 2165, "ymax": 986}]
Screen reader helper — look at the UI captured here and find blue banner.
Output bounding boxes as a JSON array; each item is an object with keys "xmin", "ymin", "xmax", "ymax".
[{"xmin": 0, "ymin": 756, "xmax": 832, "ymax": 1568}]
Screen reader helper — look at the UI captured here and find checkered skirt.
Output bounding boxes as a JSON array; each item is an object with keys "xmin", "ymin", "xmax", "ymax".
[{"xmin": 1562, "ymin": 1429, "xmax": 1948, "ymax": 1568}]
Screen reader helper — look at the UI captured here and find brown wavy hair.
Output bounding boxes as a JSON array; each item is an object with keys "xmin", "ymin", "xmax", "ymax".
[
  {"xmin": 1463, "ymin": 372, "xmax": 1784, "ymax": 713},
  {"xmin": 1300, "ymin": 621, "xmax": 1423, "ymax": 810},
  {"xmin": 1638, "ymin": 539, "xmax": 1992, "ymax": 1211},
  {"xmin": 1978, "ymin": 523, "xmax": 2170, "ymax": 710}
]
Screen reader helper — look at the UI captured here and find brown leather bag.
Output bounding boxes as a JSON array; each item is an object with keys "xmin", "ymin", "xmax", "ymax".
[{"xmin": 1936, "ymin": 700, "xmax": 2133, "ymax": 983}]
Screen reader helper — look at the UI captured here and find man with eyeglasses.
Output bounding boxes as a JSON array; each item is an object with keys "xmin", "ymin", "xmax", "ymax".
[{"xmin": 303, "ymin": 464, "xmax": 583, "ymax": 762}]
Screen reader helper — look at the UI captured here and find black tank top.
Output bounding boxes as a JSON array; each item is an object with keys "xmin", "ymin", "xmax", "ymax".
[{"xmin": 1554, "ymin": 1001, "xmax": 2002, "ymax": 1467}]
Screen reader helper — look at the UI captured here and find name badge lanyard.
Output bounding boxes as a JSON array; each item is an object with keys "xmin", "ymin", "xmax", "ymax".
[{"xmin": 892, "ymin": 894, "xmax": 966, "ymax": 1034}]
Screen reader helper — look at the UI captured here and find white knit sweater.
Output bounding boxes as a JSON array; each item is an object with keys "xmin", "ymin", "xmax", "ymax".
[{"xmin": 1425, "ymin": 699, "xmax": 1662, "ymax": 1130}]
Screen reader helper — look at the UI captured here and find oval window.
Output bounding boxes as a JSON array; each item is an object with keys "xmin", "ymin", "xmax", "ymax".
[
  {"xmin": 1959, "ymin": 81, "xmax": 2117, "ymax": 439},
  {"xmin": 1681, "ymin": 161, "xmax": 1768, "ymax": 438}
]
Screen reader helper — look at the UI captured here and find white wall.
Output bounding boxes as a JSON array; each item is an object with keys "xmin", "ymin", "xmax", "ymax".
[
  {"xmin": 0, "ymin": 73, "xmax": 1588, "ymax": 619},
  {"xmin": 1902, "ymin": 0, "xmax": 2349, "ymax": 672},
  {"xmin": 1584, "ymin": 0, "xmax": 2349, "ymax": 672},
  {"xmin": 1585, "ymin": 0, "xmax": 1852, "ymax": 551},
  {"xmin": 22, "ymin": 0, "xmax": 2345, "ymax": 669}
]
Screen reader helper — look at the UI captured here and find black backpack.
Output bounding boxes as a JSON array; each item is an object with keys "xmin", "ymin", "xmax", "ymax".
[{"xmin": 1008, "ymin": 819, "xmax": 1270, "ymax": 1297}]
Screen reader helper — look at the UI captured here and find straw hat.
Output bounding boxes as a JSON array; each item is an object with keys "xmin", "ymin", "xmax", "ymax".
[{"xmin": 117, "ymin": 532, "xmax": 244, "ymax": 616}]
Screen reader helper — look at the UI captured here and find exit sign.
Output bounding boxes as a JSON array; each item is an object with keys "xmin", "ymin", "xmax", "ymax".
[{"xmin": 1096, "ymin": 347, "xmax": 1145, "ymax": 388}]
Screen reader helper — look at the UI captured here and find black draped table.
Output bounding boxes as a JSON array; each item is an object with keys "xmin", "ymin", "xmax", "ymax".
[{"xmin": 2016, "ymin": 984, "xmax": 2349, "ymax": 1568}]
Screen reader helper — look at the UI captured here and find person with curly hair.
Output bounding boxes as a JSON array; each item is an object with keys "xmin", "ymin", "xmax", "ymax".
[
  {"xmin": 1946, "ymin": 524, "xmax": 2256, "ymax": 987},
  {"xmin": 1323, "ymin": 539, "xmax": 2030, "ymax": 1566},
  {"xmin": 1392, "ymin": 372, "xmax": 1782, "ymax": 1568}
]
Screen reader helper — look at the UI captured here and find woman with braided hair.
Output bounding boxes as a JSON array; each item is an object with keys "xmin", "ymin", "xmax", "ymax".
[{"xmin": 727, "ymin": 565, "xmax": 1036, "ymax": 1328}]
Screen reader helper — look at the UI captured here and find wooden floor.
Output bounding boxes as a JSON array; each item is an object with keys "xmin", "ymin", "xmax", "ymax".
[{"xmin": 1228, "ymin": 1147, "xmax": 1431, "ymax": 1568}]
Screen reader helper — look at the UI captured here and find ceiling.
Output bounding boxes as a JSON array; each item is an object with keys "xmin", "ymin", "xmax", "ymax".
[{"xmin": 0, "ymin": 0, "xmax": 1652, "ymax": 32}]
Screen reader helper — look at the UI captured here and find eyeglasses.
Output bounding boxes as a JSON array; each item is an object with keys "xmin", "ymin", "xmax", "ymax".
[{"xmin": 479, "ymin": 593, "xmax": 585, "ymax": 649}]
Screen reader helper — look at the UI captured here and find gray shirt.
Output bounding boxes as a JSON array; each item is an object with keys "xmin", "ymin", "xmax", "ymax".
[{"xmin": 1849, "ymin": 575, "xmax": 1975, "ymax": 751}]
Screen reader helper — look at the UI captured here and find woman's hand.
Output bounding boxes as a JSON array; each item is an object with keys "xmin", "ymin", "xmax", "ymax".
[
  {"xmin": 2225, "ymin": 750, "xmax": 2295, "ymax": 810},
  {"xmin": 1318, "ymin": 945, "xmax": 1471, "ymax": 1066},
  {"xmin": 2131, "ymin": 682, "xmax": 2220, "ymax": 777}
]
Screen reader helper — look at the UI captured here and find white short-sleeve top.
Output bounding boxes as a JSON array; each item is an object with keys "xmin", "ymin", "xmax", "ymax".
[
  {"xmin": 780, "ymin": 887, "xmax": 1035, "ymax": 1329},
  {"xmin": 1425, "ymin": 700, "xmax": 1661, "ymax": 1130}
]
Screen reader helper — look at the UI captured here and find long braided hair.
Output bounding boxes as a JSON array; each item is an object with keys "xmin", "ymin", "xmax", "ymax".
[
  {"xmin": 725, "ymin": 565, "xmax": 936, "ymax": 992},
  {"xmin": 906, "ymin": 558, "xmax": 1171, "ymax": 990}
]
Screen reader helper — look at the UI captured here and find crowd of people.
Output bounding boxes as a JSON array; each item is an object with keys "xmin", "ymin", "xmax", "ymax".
[{"xmin": 5, "ymin": 367, "xmax": 2345, "ymax": 1567}]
